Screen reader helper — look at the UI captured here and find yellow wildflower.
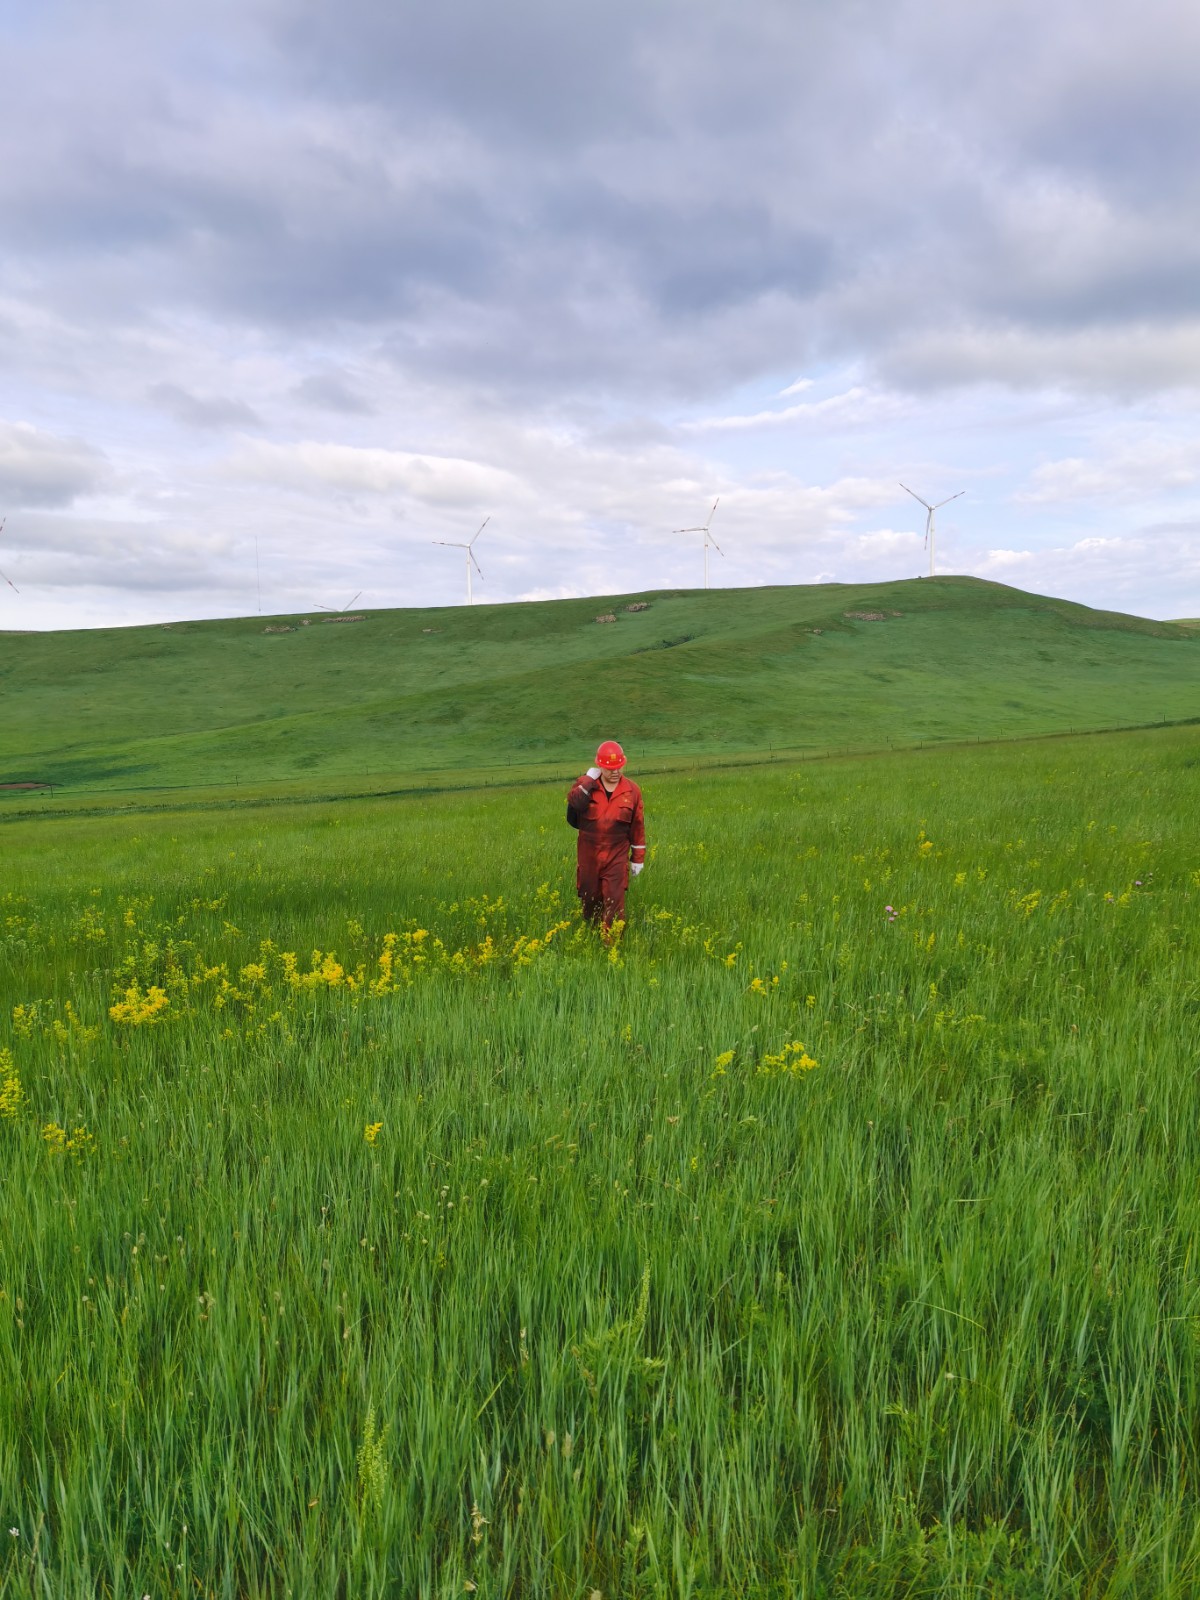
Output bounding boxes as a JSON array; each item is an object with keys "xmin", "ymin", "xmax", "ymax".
[
  {"xmin": 364, "ymin": 1122, "xmax": 383, "ymax": 1145},
  {"xmin": 370, "ymin": 932, "xmax": 400, "ymax": 996},
  {"xmin": 299, "ymin": 951, "xmax": 347, "ymax": 988},
  {"xmin": 11, "ymin": 1004, "xmax": 37, "ymax": 1039},
  {"xmin": 42, "ymin": 1122, "xmax": 95, "ymax": 1157},
  {"xmin": 0, "ymin": 1049, "xmax": 24, "ymax": 1121},
  {"xmin": 757, "ymin": 1041, "xmax": 819, "ymax": 1076},
  {"xmin": 109, "ymin": 982, "xmax": 170, "ymax": 1026}
]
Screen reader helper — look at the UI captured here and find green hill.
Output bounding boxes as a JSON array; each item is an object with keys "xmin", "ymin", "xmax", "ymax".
[{"xmin": 2, "ymin": 575, "xmax": 1197, "ymax": 796}]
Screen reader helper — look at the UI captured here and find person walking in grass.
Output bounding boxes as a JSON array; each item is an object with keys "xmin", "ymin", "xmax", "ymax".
[{"xmin": 566, "ymin": 740, "xmax": 646, "ymax": 932}]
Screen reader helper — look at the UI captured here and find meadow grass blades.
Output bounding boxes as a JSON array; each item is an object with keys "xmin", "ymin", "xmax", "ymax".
[{"xmin": 2, "ymin": 726, "xmax": 1200, "ymax": 1593}]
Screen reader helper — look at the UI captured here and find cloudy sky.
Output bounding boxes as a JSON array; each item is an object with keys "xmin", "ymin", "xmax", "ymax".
[{"xmin": 3, "ymin": 0, "xmax": 1200, "ymax": 628}]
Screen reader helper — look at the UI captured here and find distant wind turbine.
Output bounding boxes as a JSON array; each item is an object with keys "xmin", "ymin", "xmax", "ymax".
[
  {"xmin": 900, "ymin": 485, "xmax": 963, "ymax": 578},
  {"xmin": 313, "ymin": 592, "xmax": 363, "ymax": 612},
  {"xmin": 675, "ymin": 498, "xmax": 723, "ymax": 590},
  {"xmin": 434, "ymin": 517, "xmax": 489, "ymax": 605},
  {"xmin": 0, "ymin": 519, "xmax": 17, "ymax": 594}
]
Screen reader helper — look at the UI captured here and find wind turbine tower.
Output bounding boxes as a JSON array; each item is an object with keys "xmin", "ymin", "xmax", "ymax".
[
  {"xmin": 900, "ymin": 485, "xmax": 963, "ymax": 578},
  {"xmin": 675, "ymin": 498, "xmax": 723, "ymax": 590},
  {"xmin": 434, "ymin": 517, "xmax": 489, "ymax": 605}
]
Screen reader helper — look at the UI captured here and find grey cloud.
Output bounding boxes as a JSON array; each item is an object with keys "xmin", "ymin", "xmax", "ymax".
[
  {"xmin": 150, "ymin": 383, "xmax": 261, "ymax": 429},
  {"xmin": 8, "ymin": 0, "xmax": 1200, "ymax": 630},
  {"xmin": 0, "ymin": 423, "xmax": 110, "ymax": 507},
  {"xmin": 877, "ymin": 321, "xmax": 1200, "ymax": 397},
  {"xmin": 292, "ymin": 373, "xmax": 375, "ymax": 414},
  {"xmin": 1, "ymin": 509, "xmax": 233, "ymax": 596},
  {"xmin": 4, "ymin": 0, "xmax": 1200, "ymax": 402},
  {"xmin": 271, "ymin": 0, "xmax": 667, "ymax": 146}
]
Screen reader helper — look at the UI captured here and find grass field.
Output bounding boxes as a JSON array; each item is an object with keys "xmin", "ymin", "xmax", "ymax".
[
  {"xmin": 4, "ymin": 725, "xmax": 1200, "ymax": 1596},
  {"xmin": 3, "ymin": 575, "xmax": 1199, "ymax": 796}
]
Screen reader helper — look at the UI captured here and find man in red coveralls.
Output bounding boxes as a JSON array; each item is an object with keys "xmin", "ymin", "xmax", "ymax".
[{"xmin": 566, "ymin": 740, "xmax": 646, "ymax": 931}]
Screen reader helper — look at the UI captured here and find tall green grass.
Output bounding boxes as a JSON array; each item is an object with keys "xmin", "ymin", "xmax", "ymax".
[{"xmin": 3, "ymin": 727, "xmax": 1200, "ymax": 1596}]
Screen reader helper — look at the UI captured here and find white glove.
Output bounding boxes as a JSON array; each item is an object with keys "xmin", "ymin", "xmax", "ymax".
[
  {"xmin": 630, "ymin": 862, "xmax": 644, "ymax": 877},
  {"xmin": 586, "ymin": 766, "xmax": 602, "ymax": 779}
]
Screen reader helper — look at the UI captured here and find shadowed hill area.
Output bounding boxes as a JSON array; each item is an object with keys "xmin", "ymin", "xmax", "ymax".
[{"xmin": 2, "ymin": 575, "xmax": 1198, "ymax": 793}]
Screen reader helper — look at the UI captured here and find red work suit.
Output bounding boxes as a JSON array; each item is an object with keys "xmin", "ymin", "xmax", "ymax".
[{"xmin": 566, "ymin": 772, "xmax": 646, "ymax": 928}]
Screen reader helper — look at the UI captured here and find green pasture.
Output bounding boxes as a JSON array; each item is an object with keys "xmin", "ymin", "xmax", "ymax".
[
  {"xmin": 3, "ymin": 575, "xmax": 1198, "ymax": 795},
  {"xmin": 4, "ymin": 726, "xmax": 1200, "ymax": 1595}
]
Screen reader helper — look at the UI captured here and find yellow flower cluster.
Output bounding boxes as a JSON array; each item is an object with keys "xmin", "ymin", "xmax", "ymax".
[
  {"xmin": 364, "ymin": 1122, "xmax": 383, "ymax": 1145},
  {"xmin": 42, "ymin": 1122, "xmax": 95, "ymax": 1157},
  {"xmin": 0, "ymin": 1048, "xmax": 24, "ymax": 1121},
  {"xmin": 510, "ymin": 920, "xmax": 573, "ymax": 967},
  {"xmin": 711, "ymin": 1040, "xmax": 821, "ymax": 1079},
  {"xmin": 11, "ymin": 1004, "xmax": 38, "ymax": 1038},
  {"xmin": 289, "ymin": 950, "xmax": 354, "ymax": 990},
  {"xmin": 109, "ymin": 982, "xmax": 170, "ymax": 1026},
  {"xmin": 756, "ymin": 1041, "xmax": 819, "ymax": 1076}
]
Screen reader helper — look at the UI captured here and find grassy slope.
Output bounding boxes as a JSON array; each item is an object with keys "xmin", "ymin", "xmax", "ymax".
[{"xmin": 2, "ymin": 574, "xmax": 1197, "ymax": 792}]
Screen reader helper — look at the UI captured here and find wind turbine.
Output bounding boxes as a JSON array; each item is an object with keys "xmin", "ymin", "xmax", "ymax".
[
  {"xmin": 900, "ymin": 485, "xmax": 963, "ymax": 578},
  {"xmin": 675, "ymin": 498, "xmax": 723, "ymax": 590},
  {"xmin": 434, "ymin": 516, "xmax": 488, "ymax": 605},
  {"xmin": 0, "ymin": 520, "xmax": 16, "ymax": 595},
  {"xmin": 313, "ymin": 592, "xmax": 363, "ymax": 612}
]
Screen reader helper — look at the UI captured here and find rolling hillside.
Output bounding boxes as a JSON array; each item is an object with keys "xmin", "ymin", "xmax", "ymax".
[{"xmin": 2, "ymin": 575, "xmax": 1197, "ymax": 795}]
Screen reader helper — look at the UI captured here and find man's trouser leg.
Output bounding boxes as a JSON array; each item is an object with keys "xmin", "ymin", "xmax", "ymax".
[
  {"xmin": 578, "ymin": 861, "xmax": 604, "ymax": 923},
  {"xmin": 597, "ymin": 866, "xmax": 627, "ymax": 931},
  {"xmin": 579, "ymin": 862, "xmax": 626, "ymax": 929},
  {"xmin": 579, "ymin": 885, "xmax": 604, "ymax": 923}
]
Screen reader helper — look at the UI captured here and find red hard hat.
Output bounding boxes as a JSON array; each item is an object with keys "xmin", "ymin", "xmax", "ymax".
[{"xmin": 595, "ymin": 739, "xmax": 626, "ymax": 770}]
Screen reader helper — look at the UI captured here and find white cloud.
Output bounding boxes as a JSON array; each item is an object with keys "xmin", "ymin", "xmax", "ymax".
[
  {"xmin": 845, "ymin": 528, "xmax": 925, "ymax": 562},
  {"xmin": 222, "ymin": 439, "xmax": 524, "ymax": 506},
  {"xmin": 1018, "ymin": 439, "xmax": 1200, "ymax": 504},
  {"xmin": 679, "ymin": 387, "xmax": 909, "ymax": 434}
]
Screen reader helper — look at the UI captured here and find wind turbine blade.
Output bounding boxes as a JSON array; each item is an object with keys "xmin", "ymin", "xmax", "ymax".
[
  {"xmin": 343, "ymin": 592, "xmax": 363, "ymax": 610},
  {"xmin": 708, "ymin": 535, "xmax": 724, "ymax": 557},
  {"xmin": 900, "ymin": 483, "xmax": 933, "ymax": 512},
  {"xmin": 675, "ymin": 527, "xmax": 706, "ymax": 534},
  {"xmin": 932, "ymin": 491, "xmax": 965, "ymax": 510},
  {"xmin": 470, "ymin": 516, "xmax": 490, "ymax": 546},
  {"xmin": 706, "ymin": 497, "xmax": 720, "ymax": 528},
  {"xmin": 434, "ymin": 541, "xmax": 469, "ymax": 549},
  {"xmin": 470, "ymin": 552, "xmax": 482, "ymax": 577},
  {"xmin": 0, "ymin": 566, "xmax": 17, "ymax": 594}
]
